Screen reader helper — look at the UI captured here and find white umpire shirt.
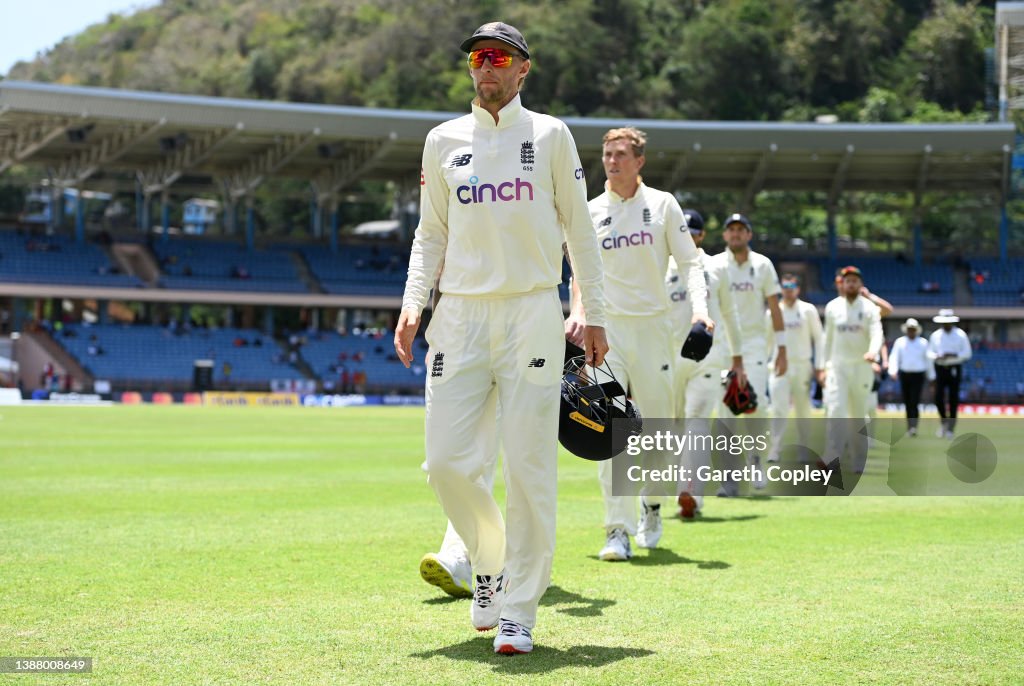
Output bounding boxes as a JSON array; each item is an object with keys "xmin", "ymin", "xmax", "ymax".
[
  {"xmin": 403, "ymin": 94, "xmax": 606, "ymax": 326},
  {"xmin": 888, "ymin": 336, "xmax": 934, "ymax": 378},
  {"xmin": 588, "ymin": 182, "xmax": 706, "ymax": 319},
  {"xmin": 928, "ymin": 327, "xmax": 972, "ymax": 367}
]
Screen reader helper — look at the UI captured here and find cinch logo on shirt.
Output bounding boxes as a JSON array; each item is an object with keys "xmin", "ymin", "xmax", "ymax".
[
  {"xmin": 730, "ymin": 282, "xmax": 755, "ymax": 292},
  {"xmin": 601, "ymin": 229, "xmax": 653, "ymax": 250},
  {"xmin": 671, "ymin": 290, "xmax": 688, "ymax": 302},
  {"xmin": 837, "ymin": 324, "xmax": 863, "ymax": 333},
  {"xmin": 456, "ymin": 176, "xmax": 534, "ymax": 204}
]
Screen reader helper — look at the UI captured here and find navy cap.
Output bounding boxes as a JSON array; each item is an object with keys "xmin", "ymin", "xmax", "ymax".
[
  {"xmin": 682, "ymin": 208, "xmax": 705, "ymax": 233},
  {"xmin": 723, "ymin": 213, "xmax": 752, "ymax": 231},
  {"xmin": 680, "ymin": 321, "xmax": 713, "ymax": 362},
  {"xmin": 461, "ymin": 22, "xmax": 530, "ymax": 59}
]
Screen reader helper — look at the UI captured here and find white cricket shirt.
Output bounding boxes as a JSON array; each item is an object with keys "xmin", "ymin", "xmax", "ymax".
[
  {"xmin": 764, "ymin": 299, "xmax": 824, "ymax": 370},
  {"xmin": 666, "ymin": 249, "xmax": 741, "ymax": 358},
  {"xmin": 714, "ymin": 249, "xmax": 781, "ymax": 356},
  {"xmin": 588, "ymin": 182, "xmax": 706, "ymax": 319},
  {"xmin": 403, "ymin": 95, "xmax": 606, "ymax": 326},
  {"xmin": 823, "ymin": 295, "xmax": 884, "ymax": 366}
]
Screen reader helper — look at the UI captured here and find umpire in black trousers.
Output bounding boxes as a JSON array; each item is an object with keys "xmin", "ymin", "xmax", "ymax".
[
  {"xmin": 927, "ymin": 309, "xmax": 972, "ymax": 439},
  {"xmin": 887, "ymin": 318, "xmax": 933, "ymax": 436}
]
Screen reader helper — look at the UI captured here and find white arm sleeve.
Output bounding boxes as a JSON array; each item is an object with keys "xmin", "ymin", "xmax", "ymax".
[
  {"xmin": 554, "ymin": 125, "xmax": 606, "ymax": 327},
  {"xmin": 666, "ymin": 199, "xmax": 708, "ymax": 320},
  {"xmin": 402, "ymin": 133, "xmax": 448, "ymax": 314}
]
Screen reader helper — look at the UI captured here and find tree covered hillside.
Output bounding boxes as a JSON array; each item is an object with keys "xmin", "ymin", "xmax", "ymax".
[{"xmin": 6, "ymin": 0, "xmax": 996, "ymax": 123}]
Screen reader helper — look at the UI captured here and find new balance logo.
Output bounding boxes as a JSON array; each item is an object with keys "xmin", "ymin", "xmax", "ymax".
[
  {"xmin": 528, "ymin": 358, "xmax": 546, "ymax": 368},
  {"xmin": 448, "ymin": 153, "xmax": 472, "ymax": 168},
  {"xmin": 599, "ymin": 216, "xmax": 612, "ymax": 227},
  {"xmin": 431, "ymin": 352, "xmax": 445, "ymax": 377}
]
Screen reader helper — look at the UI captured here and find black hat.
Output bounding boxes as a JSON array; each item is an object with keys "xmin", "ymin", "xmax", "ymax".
[
  {"xmin": 461, "ymin": 22, "xmax": 530, "ymax": 59},
  {"xmin": 723, "ymin": 213, "xmax": 752, "ymax": 231},
  {"xmin": 682, "ymin": 208, "xmax": 705, "ymax": 233},
  {"xmin": 680, "ymin": 321, "xmax": 713, "ymax": 362}
]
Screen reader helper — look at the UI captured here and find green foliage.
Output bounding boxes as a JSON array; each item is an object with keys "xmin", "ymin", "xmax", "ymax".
[
  {"xmin": 5, "ymin": 0, "xmax": 994, "ymax": 122},
  {"xmin": 2, "ymin": 0, "xmax": 1006, "ymax": 248}
]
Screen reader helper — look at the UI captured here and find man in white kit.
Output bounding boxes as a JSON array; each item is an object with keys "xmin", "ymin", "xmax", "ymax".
[
  {"xmin": 395, "ymin": 21, "xmax": 608, "ymax": 655},
  {"xmin": 665, "ymin": 210, "xmax": 744, "ymax": 518},
  {"xmin": 714, "ymin": 213, "xmax": 787, "ymax": 496},
  {"xmin": 566, "ymin": 127, "xmax": 710, "ymax": 560},
  {"xmin": 765, "ymin": 273, "xmax": 823, "ymax": 464},
  {"xmin": 820, "ymin": 265, "xmax": 884, "ymax": 473}
]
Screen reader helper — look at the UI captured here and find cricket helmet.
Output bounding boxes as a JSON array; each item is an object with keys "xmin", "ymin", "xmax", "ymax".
[{"xmin": 559, "ymin": 355, "xmax": 642, "ymax": 461}]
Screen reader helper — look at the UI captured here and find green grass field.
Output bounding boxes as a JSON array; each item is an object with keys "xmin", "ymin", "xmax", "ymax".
[{"xmin": 1, "ymin": 406, "xmax": 1022, "ymax": 685}]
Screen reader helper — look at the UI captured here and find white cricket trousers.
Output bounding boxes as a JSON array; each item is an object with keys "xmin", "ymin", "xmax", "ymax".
[
  {"xmin": 597, "ymin": 313, "xmax": 676, "ymax": 534},
  {"xmin": 823, "ymin": 360, "xmax": 874, "ymax": 469},
  {"xmin": 424, "ymin": 289, "xmax": 564, "ymax": 629},
  {"xmin": 439, "ymin": 390, "xmax": 498, "ymax": 559},
  {"xmin": 676, "ymin": 355, "xmax": 727, "ymax": 509},
  {"xmin": 768, "ymin": 360, "xmax": 814, "ymax": 460}
]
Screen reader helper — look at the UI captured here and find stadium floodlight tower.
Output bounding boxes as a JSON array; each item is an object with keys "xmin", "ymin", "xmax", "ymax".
[{"xmin": 996, "ymin": 2, "xmax": 1024, "ymax": 121}]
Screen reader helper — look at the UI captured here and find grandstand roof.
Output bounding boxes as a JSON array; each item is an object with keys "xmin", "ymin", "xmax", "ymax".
[{"xmin": 0, "ymin": 80, "xmax": 1015, "ymax": 202}]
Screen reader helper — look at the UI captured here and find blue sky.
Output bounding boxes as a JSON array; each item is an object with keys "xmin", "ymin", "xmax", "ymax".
[{"xmin": 0, "ymin": 0, "xmax": 158, "ymax": 75}]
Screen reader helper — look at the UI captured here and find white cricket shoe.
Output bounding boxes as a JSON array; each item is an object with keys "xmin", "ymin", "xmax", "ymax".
[
  {"xmin": 494, "ymin": 618, "xmax": 533, "ymax": 654},
  {"xmin": 717, "ymin": 479, "xmax": 739, "ymax": 497},
  {"xmin": 419, "ymin": 552, "xmax": 472, "ymax": 598},
  {"xmin": 751, "ymin": 455, "xmax": 767, "ymax": 490},
  {"xmin": 635, "ymin": 503, "xmax": 663, "ymax": 549},
  {"xmin": 944, "ymin": 429, "xmax": 955, "ymax": 440},
  {"xmin": 908, "ymin": 427, "xmax": 918, "ymax": 437},
  {"xmin": 470, "ymin": 570, "xmax": 506, "ymax": 631},
  {"xmin": 598, "ymin": 527, "xmax": 632, "ymax": 561}
]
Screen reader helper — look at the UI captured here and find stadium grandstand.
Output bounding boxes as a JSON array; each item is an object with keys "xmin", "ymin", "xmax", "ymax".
[{"xmin": 1, "ymin": 80, "xmax": 1022, "ymax": 403}]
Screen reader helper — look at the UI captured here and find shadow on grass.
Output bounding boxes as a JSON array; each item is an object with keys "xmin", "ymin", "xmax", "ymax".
[
  {"xmin": 628, "ymin": 547, "xmax": 732, "ymax": 569},
  {"xmin": 684, "ymin": 513, "xmax": 764, "ymax": 524},
  {"xmin": 410, "ymin": 636, "xmax": 654, "ymax": 673},
  {"xmin": 540, "ymin": 584, "xmax": 615, "ymax": 617},
  {"xmin": 422, "ymin": 595, "xmax": 463, "ymax": 605},
  {"xmin": 583, "ymin": 548, "xmax": 731, "ymax": 569}
]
